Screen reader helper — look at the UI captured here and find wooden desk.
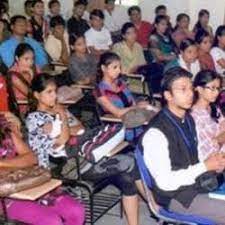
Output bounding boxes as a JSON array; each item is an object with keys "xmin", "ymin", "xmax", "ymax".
[
  {"xmin": 107, "ymin": 141, "xmax": 129, "ymax": 157},
  {"xmin": 10, "ymin": 179, "xmax": 62, "ymax": 201}
]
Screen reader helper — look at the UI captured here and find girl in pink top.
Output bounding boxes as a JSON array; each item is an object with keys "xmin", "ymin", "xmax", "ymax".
[
  {"xmin": 9, "ymin": 43, "xmax": 41, "ymax": 114},
  {"xmin": 191, "ymin": 70, "xmax": 225, "ymax": 161}
]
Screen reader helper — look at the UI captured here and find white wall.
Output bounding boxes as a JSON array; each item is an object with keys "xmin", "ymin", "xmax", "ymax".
[{"xmin": 139, "ymin": 0, "xmax": 225, "ymax": 32}]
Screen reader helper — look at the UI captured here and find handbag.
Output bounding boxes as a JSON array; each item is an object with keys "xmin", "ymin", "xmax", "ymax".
[
  {"xmin": 0, "ymin": 166, "xmax": 51, "ymax": 197},
  {"xmin": 80, "ymin": 124, "xmax": 125, "ymax": 163}
]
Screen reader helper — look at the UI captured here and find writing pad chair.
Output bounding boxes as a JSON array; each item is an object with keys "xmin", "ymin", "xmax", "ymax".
[{"xmin": 134, "ymin": 146, "xmax": 216, "ymax": 225}]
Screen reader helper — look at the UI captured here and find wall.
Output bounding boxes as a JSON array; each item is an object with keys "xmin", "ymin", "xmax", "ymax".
[{"xmin": 139, "ymin": 0, "xmax": 225, "ymax": 31}]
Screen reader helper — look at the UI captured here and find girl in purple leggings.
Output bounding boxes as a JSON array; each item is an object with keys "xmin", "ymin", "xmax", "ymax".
[{"xmin": 0, "ymin": 111, "xmax": 85, "ymax": 225}]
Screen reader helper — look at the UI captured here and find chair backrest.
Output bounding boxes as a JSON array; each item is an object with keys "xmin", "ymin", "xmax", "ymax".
[{"xmin": 135, "ymin": 146, "xmax": 161, "ymax": 215}]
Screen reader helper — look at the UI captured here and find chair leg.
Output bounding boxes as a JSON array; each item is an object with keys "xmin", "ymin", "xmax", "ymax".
[
  {"xmin": 90, "ymin": 194, "xmax": 94, "ymax": 225},
  {"xmin": 120, "ymin": 199, "xmax": 123, "ymax": 218}
]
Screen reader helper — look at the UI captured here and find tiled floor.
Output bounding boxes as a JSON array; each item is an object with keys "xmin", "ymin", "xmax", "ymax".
[{"xmin": 95, "ymin": 200, "xmax": 157, "ymax": 225}]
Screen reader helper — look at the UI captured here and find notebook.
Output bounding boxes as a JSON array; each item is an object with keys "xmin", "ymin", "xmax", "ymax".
[
  {"xmin": 209, "ymin": 183, "xmax": 225, "ymax": 201},
  {"xmin": 10, "ymin": 179, "xmax": 62, "ymax": 201}
]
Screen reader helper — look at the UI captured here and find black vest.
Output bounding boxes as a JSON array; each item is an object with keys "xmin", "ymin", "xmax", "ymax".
[{"xmin": 140, "ymin": 108, "xmax": 201, "ymax": 208}]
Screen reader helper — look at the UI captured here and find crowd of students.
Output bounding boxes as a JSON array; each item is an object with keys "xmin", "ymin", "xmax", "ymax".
[{"xmin": 1, "ymin": 0, "xmax": 225, "ymax": 224}]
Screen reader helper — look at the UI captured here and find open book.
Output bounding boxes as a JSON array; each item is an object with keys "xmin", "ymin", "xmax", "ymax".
[{"xmin": 209, "ymin": 183, "xmax": 225, "ymax": 201}]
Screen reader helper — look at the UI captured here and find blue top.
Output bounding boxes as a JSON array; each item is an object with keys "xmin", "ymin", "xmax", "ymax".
[{"xmin": 0, "ymin": 36, "xmax": 48, "ymax": 68}]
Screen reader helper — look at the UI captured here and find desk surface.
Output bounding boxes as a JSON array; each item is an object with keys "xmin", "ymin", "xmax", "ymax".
[{"xmin": 10, "ymin": 179, "xmax": 62, "ymax": 201}]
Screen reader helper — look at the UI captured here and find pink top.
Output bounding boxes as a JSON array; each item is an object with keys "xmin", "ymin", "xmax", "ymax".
[
  {"xmin": 191, "ymin": 107, "xmax": 225, "ymax": 161},
  {"xmin": 9, "ymin": 63, "xmax": 41, "ymax": 113}
]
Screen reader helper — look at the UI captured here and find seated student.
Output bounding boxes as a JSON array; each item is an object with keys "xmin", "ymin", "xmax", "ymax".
[
  {"xmin": 27, "ymin": 0, "xmax": 49, "ymax": 43},
  {"xmin": 149, "ymin": 15, "xmax": 177, "ymax": 64},
  {"xmin": 141, "ymin": 67, "xmax": 225, "ymax": 224},
  {"xmin": 128, "ymin": 5, "xmax": 153, "ymax": 50},
  {"xmin": 26, "ymin": 73, "xmax": 144, "ymax": 225},
  {"xmin": 192, "ymin": 70, "xmax": 225, "ymax": 161},
  {"xmin": 45, "ymin": 15, "xmax": 69, "ymax": 64},
  {"xmin": 9, "ymin": 43, "xmax": 40, "ymax": 114},
  {"xmin": 172, "ymin": 13, "xmax": 194, "ymax": 48},
  {"xmin": 68, "ymin": 34, "xmax": 97, "ymax": 85},
  {"xmin": 165, "ymin": 38, "xmax": 200, "ymax": 78},
  {"xmin": 113, "ymin": 22, "xmax": 146, "ymax": 74},
  {"xmin": 0, "ymin": 110, "xmax": 85, "ymax": 225},
  {"xmin": 193, "ymin": 9, "xmax": 213, "ymax": 36},
  {"xmin": 0, "ymin": 15, "xmax": 48, "ymax": 68},
  {"xmin": 67, "ymin": 0, "xmax": 90, "ymax": 36},
  {"xmin": 0, "ymin": 74, "xmax": 9, "ymax": 111},
  {"xmin": 154, "ymin": 5, "xmax": 172, "ymax": 34},
  {"xmin": 195, "ymin": 29, "xmax": 215, "ymax": 71},
  {"xmin": 94, "ymin": 52, "xmax": 153, "ymax": 141},
  {"xmin": 0, "ymin": 18, "xmax": 10, "ymax": 44},
  {"xmin": 103, "ymin": 0, "xmax": 128, "ymax": 43},
  {"xmin": 46, "ymin": 0, "xmax": 62, "ymax": 25},
  {"xmin": 85, "ymin": 9, "xmax": 112, "ymax": 58},
  {"xmin": 0, "ymin": 1, "xmax": 10, "ymax": 23},
  {"xmin": 24, "ymin": 0, "xmax": 33, "ymax": 19},
  {"xmin": 211, "ymin": 25, "xmax": 225, "ymax": 75}
]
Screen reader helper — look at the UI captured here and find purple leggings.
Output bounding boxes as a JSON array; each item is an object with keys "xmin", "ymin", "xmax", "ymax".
[{"xmin": 6, "ymin": 195, "xmax": 85, "ymax": 225}]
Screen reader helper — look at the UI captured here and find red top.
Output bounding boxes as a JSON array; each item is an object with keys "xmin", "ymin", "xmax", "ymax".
[
  {"xmin": 198, "ymin": 49, "xmax": 215, "ymax": 71},
  {"xmin": 0, "ymin": 76, "xmax": 9, "ymax": 111},
  {"xmin": 135, "ymin": 21, "xmax": 153, "ymax": 49}
]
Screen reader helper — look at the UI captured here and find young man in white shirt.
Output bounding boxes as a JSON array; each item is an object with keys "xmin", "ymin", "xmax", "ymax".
[
  {"xmin": 103, "ymin": 0, "xmax": 128, "ymax": 43},
  {"xmin": 45, "ymin": 15, "xmax": 69, "ymax": 64},
  {"xmin": 141, "ymin": 66, "xmax": 225, "ymax": 224},
  {"xmin": 85, "ymin": 9, "xmax": 112, "ymax": 58}
]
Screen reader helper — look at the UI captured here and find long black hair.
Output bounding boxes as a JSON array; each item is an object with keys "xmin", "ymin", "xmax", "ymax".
[
  {"xmin": 193, "ymin": 9, "xmax": 210, "ymax": 34},
  {"xmin": 173, "ymin": 13, "xmax": 190, "ymax": 32},
  {"xmin": 213, "ymin": 25, "xmax": 225, "ymax": 47},
  {"xmin": 30, "ymin": 73, "xmax": 56, "ymax": 111},
  {"xmin": 193, "ymin": 70, "xmax": 222, "ymax": 122},
  {"xmin": 97, "ymin": 52, "xmax": 120, "ymax": 83}
]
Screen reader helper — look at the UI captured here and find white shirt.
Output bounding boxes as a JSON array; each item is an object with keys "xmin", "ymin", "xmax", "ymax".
[
  {"xmin": 103, "ymin": 6, "xmax": 128, "ymax": 32},
  {"xmin": 45, "ymin": 31, "xmax": 70, "ymax": 61},
  {"xmin": 143, "ymin": 128, "xmax": 207, "ymax": 191},
  {"xmin": 85, "ymin": 27, "xmax": 112, "ymax": 50},
  {"xmin": 210, "ymin": 47, "xmax": 225, "ymax": 75},
  {"xmin": 178, "ymin": 55, "xmax": 200, "ymax": 78}
]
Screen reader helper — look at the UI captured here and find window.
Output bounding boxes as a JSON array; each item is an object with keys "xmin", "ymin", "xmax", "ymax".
[{"xmin": 115, "ymin": 0, "xmax": 139, "ymax": 6}]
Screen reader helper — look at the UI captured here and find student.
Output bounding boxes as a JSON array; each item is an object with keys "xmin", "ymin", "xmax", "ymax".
[
  {"xmin": 94, "ymin": 52, "xmax": 152, "ymax": 141},
  {"xmin": 154, "ymin": 5, "xmax": 172, "ymax": 34},
  {"xmin": 84, "ymin": 9, "xmax": 112, "ymax": 57},
  {"xmin": 165, "ymin": 38, "xmax": 200, "ymax": 78},
  {"xmin": 0, "ymin": 110, "xmax": 85, "ymax": 225},
  {"xmin": 27, "ymin": 0, "xmax": 49, "ymax": 43},
  {"xmin": 0, "ymin": 18, "xmax": 10, "ymax": 44},
  {"xmin": 141, "ymin": 67, "xmax": 225, "ymax": 224},
  {"xmin": 46, "ymin": 0, "xmax": 62, "ymax": 24},
  {"xmin": 210, "ymin": 25, "xmax": 225, "ymax": 75},
  {"xmin": 0, "ymin": 15, "xmax": 48, "ymax": 68},
  {"xmin": 192, "ymin": 70, "xmax": 225, "ymax": 161},
  {"xmin": 128, "ymin": 5, "xmax": 153, "ymax": 49},
  {"xmin": 113, "ymin": 22, "xmax": 146, "ymax": 74},
  {"xmin": 45, "ymin": 15, "xmax": 69, "ymax": 64},
  {"xmin": 195, "ymin": 29, "xmax": 215, "ymax": 71},
  {"xmin": 193, "ymin": 9, "xmax": 213, "ymax": 36},
  {"xmin": 149, "ymin": 15, "xmax": 177, "ymax": 64},
  {"xmin": 24, "ymin": 0, "xmax": 33, "ymax": 19},
  {"xmin": 172, "ymin": 13, "xmax": 194, "ymax": 48},
  {"xmin": 0, "ymin": 1, "xmax": 10, "ymax": 23},
  {"xmin": 9, "ymin": 43, "xmax": 40, "ymax": 114},
  {"xmin": 68, "ymin": 34, "xmax": 97, "ymax": 84},
  {"xmin": 26, "ymin": 73, "xmax": 144, "ymax": 225},
  {"xmin": 67, "ymin": 0, "xmax": 89, "ymax": 36},
  {"xmin": 103, "ymin": 0, "xmax": 128, "ymax": 43}
]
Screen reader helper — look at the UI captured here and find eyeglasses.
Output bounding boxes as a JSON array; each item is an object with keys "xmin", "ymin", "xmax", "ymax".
[{"xmin": 204, "ymin": 86, "xmax": 221, "ymax": 92}]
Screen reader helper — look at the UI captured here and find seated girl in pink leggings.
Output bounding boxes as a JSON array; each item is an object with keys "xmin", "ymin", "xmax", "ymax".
[{"xmin": 0, "ymin": 111, "xmax": 85, "ymax": 225}]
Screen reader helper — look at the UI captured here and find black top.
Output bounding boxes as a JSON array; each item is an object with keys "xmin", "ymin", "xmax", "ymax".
[{"xmin": 67, "ymin": 16, "xmax": 90, "ymax": 36}]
